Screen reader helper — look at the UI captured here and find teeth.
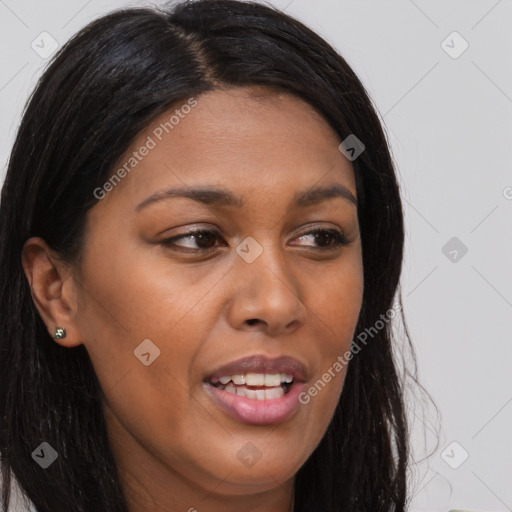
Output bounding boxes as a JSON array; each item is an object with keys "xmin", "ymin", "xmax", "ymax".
[
  {"xmin": 264, "ymin": 373, "xmax": 281, "ymax": 386},
  {"xmin": 225, "ymin": 385, "xmax": 285, "ymax": 400},
  {"xmin": 245, "ymin": 373, "xmax": 265, "ymax": 386},
  {"xmin": 232, "ymin": 374, "xmax": 245, "ymax": 385},
  {"xmin": 214, "ymin": 372, "xmax": 294, "ymax": 400},
  {"xmin": 264, "ymin": 386, "xmax": 285, "ymax": 399},
  {"xmin": 213, "ymin": 372, "xmax": 293, "ymax": 386},
  {"xmin": 255, "ymin": 389, "xmax": 266, "ymax": 400},
  {"xmin": 225, "ymin": 383, "xmax": 236, "ymax": 394},
  {"xmin": 241, "ymin": 387, "xmax": 257, "ymax": 399}
]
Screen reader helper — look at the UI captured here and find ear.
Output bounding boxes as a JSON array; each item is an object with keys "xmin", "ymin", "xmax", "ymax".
[{"xmin": 21, "ymin": 237, "xmax": 82, "ymax": 348}]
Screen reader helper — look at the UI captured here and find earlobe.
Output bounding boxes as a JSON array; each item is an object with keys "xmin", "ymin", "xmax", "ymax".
[
  {"xmin": 21, "ymin": 237, "xmax": 82, "ymax": 347},
  {"xmin": 52, "ymin": 327, "xmax": 67, "ymax": 339}
]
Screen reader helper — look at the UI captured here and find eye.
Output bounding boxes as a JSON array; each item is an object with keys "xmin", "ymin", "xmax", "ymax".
[
  {"xmin": 291, "ymin": 228, "xmax": 349, "ymax": 251},
  {"xmin": 161, "ymin": 229, "xmax": 225, "ymax": 253},
  {"xmin": 160, "ymin": 226, "xmax": 350, "ymax": 254}
]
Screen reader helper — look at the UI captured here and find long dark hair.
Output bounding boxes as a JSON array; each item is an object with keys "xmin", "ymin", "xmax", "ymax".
[{"xmin": 0, "ymin": 1, "xmax": 420, "ymax": 510}]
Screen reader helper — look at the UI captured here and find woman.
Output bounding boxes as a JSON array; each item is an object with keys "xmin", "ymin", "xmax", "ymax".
[{"xmin": 0, "ymin": 1, "xmax": 418, "ymax": 510}]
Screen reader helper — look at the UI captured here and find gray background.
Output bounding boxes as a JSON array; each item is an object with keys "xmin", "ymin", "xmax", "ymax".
[{"xmin": 1, "ymin": 0, "xmax": 511, "ymax": 510}]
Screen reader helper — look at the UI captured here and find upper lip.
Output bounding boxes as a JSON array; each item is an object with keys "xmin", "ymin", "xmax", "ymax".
[{"xmin": 205, "ymin": 354, "xmax": 308, "ymax": 383}]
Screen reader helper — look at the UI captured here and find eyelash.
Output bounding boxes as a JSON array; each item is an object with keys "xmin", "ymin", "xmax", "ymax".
[{"xmin": 160, "ymin": 227, "xmax": 350, "ymax": 254}]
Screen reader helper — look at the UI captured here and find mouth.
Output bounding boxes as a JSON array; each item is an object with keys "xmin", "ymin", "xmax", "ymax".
[
  {"xmin": 202, "ymin": 354, "xmax": 308, "ymax": 425},
  {"xmin": 208, "ymin": 372, "xmax": 294, "ymax": 400}
]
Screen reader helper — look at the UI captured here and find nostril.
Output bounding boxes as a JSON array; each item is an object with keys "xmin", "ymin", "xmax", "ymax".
[{"xmin": 246, "ymin": 319, "xmax": 259, "ymax": 326}]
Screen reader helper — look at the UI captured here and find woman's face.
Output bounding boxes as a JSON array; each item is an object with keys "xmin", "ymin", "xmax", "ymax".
[{"xmin": 64, "ymin": 87, "xmax": 363, "ymax": 509}]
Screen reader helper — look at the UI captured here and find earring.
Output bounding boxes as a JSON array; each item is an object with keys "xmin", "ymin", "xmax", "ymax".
[{"xmin": 53, "ymin": 327, "xmax": 66, "ymax": 339}]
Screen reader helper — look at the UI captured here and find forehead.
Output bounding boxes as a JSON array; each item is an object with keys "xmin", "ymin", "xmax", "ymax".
[{"xmin": 98, "ymin": 86, "xmax": 356, "ymax": 212}]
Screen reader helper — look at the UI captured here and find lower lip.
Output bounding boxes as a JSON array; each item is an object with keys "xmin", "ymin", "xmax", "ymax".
[{"xmin": 203, "ymin": 381, "xmax": 306, "ymax": 425}]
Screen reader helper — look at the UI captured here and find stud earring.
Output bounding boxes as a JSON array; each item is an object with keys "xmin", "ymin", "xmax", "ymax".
[{"xmin": 53, "ymin": 327, "xmax": 66, "ymax": 339}]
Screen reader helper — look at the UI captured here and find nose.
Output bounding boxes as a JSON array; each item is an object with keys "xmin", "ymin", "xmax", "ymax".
[{"xmin": 226, "ymin": 240, "xmax": 308, "ymax": 336}]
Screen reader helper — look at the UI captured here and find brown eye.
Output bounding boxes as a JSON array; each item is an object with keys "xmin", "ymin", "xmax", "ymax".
[
  {"xmin": 161, "ymin": 229, "xmax": 224, "ymax": 252},
  {"xmin": 161, "ymin": 227, "xmax": 349, "ymax": 255},
  {"xmin": 292, "ymin": 228, "xmax": 349, "ymax": 250}
]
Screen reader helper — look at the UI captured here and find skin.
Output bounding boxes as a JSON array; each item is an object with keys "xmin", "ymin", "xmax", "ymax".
[{"xmin": 22, "ymin": 86, "xmax": 364, "ymax": 512}]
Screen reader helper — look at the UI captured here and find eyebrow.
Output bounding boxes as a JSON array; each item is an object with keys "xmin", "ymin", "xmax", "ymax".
[{"xmin": 135, "ymin": 183, "xmax": 357, "ymax": 212}]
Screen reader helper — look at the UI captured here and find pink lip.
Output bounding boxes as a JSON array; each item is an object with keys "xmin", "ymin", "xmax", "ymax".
[
  {"xmin": 203, "ymin": 380, "xmax": 306, "ymax": 425},
  {"xmin": 204, "ymin": 354, "xmax": 308, "ymax": 383}
]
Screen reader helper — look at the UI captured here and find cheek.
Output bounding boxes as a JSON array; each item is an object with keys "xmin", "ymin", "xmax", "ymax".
[
  {"xmin": 309, "ymin": 255, "xmax": 364, "ymax": 348},
  {"xmin": 75, "ymin": 236, "xmax": 216, "ymax": 346},
  {"xmin": 73, "ymin": 238, "xmax": 236, "ymax": 435},
  {"xmin": 284, "ymin": 255, "xmax": 363, "ymax": 446}
]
